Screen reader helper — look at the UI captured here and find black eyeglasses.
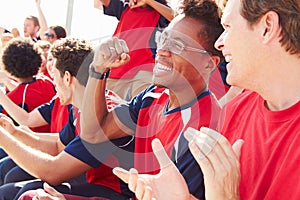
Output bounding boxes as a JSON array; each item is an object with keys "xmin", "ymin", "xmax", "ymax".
[{"xmin": 44, "ymin": 32, "xmax": 54, "ymax": 38}]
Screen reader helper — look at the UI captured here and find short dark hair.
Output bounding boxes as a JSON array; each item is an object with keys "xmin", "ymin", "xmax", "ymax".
[
  {"xmin": 180, "ymin": 0, "xmax": 224, "ymax": 61},
  {"xmin": 50, "ymin": 38, "xmax": 93, "ymax": 87},
  {"xmin": 50, "ymin": 25, "xmax": 67, "ymax": 39},
  {"xmin": 2, "ymin": 38, "xmax": 42, "ymax": 78}
]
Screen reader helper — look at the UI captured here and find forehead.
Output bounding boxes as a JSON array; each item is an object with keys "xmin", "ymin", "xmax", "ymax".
[
  {"xmin": 47, "ymin": 29, "xmax": 56, "ymax": 34},
  {"xmin": 221, "ymin": 0, "xmax": 241, "ymax": 24},
  {"xmin": 165, "ymin": 15, "xmax": 203, "ymax": 43},
  {"xmin": 24, "ymin": 19, "xmax": 34, "ymax": 24}
]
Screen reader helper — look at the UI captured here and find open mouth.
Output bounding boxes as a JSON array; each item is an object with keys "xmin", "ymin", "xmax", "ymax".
[{"xmin": 154, "ymin": 63, "xmax": 172, "ymax": 72}]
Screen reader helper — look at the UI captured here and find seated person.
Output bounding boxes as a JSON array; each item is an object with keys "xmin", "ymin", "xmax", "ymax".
[
  {"xmin": 0, "ymin": 38, "xmax": 134, "ymax": 200},
  {"xmin": 1, "ymin": 38, "xmax": 56, "ymax": 132}
]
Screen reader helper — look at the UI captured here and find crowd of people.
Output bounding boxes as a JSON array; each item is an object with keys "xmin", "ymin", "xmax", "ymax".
[{"xmin": 0, "ymin": 0, "xmax": 299, "ymax": 199}]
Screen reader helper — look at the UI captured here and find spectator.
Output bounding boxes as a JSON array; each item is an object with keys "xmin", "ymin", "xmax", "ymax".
[
  {"xmin": 94, "ymin": 0, "xmax": 171, "ymax": 100},
  {"xmin": 0, "ymin": 38, "xmax": 133, "ymax": 200},
  {"xmin": 112, "ymin": 0, "xmax": 300, "ymax": 199},
  {"xmin": 1, "ymin": 38, "xmax": 55, "ymax": 132},
  {"xmin": 43, "ymin": 25, "xmax": 67, "ymax": 44},
  {"xmin": 36, "ymin": 40, "xmax": 52, "ymax": 78},
  {"xmin": 78, "ymin": 0, "xmax": 223, "ymax": 199},
  {"xmin": 23, "ymin": 15, "xmax": 41, "ymax": 42},
  {"xmin": 0, "ymin": 44, "xmax": 69, "ymax": 185},
  {"xmin": 23, "ymin": 0, "xmax": 224, "ymax": 198}
]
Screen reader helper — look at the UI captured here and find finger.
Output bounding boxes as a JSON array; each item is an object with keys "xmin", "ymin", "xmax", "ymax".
[
  {"xmin": 36, "ymin": 188, "xmax": 48, "ymax": 197},
  {"xmin": 151, "ymin": 138, "xmax": 173, "ymax": 169},
  {"xmin": 232, "ymin": 139, "xmax": 244, "ymax": 160},
  {"xmin": 200, "ymin": 127, "xmax": 240, "ymax": 160},
  {"xmin": 199, "ymin": 127, "xmax": 226, "ymax": 142},
  {"xmin": 128, "ymin": 168, "xmax": 139, "ymax": 193},
  {"xmin": 0, "ymin": 113, "xmax": 7, "ymax": 118},
  {"xmin": 135, "ymin": 178, "xmax": 147, "ymax": 200},
  {"xmin": 185, "ymin": 128, "xmax": 234, "ymax": 173},
  {"xmin": 143, "ymin": 185, "xmax": 154, "ymax": 200},
  {"xmin": 32, "ymin": 195, "xmax": 39, "ymax": 200},
  {"xmin": 119, "ymin": 39, "xmax": 129, "ymax": 53},
  {"xmin": 99, "ymin": 38, "xmax": 115, "ymax": 59},
  {"xmin": 43, "ymin": 182, "xmax": 60, "ymax": 196},
  {"xmin": 184, "ymin": 127, "xmax": 199, "ymax": 142},
  {"xmin": 120, "ymin": 53, "xmax": 130, "ymax": 62},
  {"xmin": 188, "ymin": 140, "xmax": 213, "ymax": 171},
  {"xmin": 113, "ymin": 167, "xmax": 130, "ymax": 183},
  {"xmin": 113, "ymin": 37, "xmax": 125, "ymax": 55}
]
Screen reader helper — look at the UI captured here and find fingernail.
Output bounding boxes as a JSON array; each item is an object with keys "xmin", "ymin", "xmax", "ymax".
[
  {"xmin": 189, "ymin": 142, "xmax": 206, "ymax": 160},
  {"xmin": 184, "ymin": 127, "xmax": 198, "ymax": 142},
  {"xmin": 199, "ymin": 126, "xmax": 209, "ymax": 133}
]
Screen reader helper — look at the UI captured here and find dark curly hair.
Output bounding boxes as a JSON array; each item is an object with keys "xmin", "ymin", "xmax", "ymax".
[
  {"xmin": 2, "ymin": 38, "xmax": 42, "ymax": 78},
  {"xmin": 50, "ymin": 38, "xmax": 94, "ymax": 87},
  {"xmin": 180, "ymin": 0, "xmax": 224, "ymax": 61}
]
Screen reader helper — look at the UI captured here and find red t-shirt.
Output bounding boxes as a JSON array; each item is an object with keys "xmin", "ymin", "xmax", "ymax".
[
  {"xmin": 219, "ymin": 91, "xmax": 300, "ymax": 200},
  {"xmin": 110, "ymin": 7, "xmax": 160, "ymax": 79},
  {"xmin": 3, "ymin": 75, "xmax": 55, "ymax": 132}
]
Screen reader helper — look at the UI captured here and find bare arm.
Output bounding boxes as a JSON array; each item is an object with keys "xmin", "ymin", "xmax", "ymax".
[
  {"xmin": 95, "ymin": 0, "xmax": 111, "ymax": 8},
  {"xmin": 130, "ymin": 0, "xmax": 176, "ymax": 21},
  {"xmin": 0, "ymin": 91, "xmax": 48, "ymax": 127},
  {"xmin": 35, "ymin": 0, "xmax": 48, "ymax": 40},
  {"xmin": 80, "ymin": 37, "xmax": 132, "ymax": 144},
  {"xmin": 0, "ymin": 70, "xmax": 19, "ymax": 91},
  {"xmin": 0, "ymin": 114, "xmax": 59, "ymax": 155},
  {"xmin": 0, "ymin": 27, "xmax": 5, "ymax": 36},
  {"xmin": 0, "ymin": 128, "xmax": 90, "ymax": 185}
]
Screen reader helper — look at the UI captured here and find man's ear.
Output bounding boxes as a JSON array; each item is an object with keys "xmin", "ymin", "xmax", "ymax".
[
  {"xmin": 260, "ymin": 11, "xmax": 281, "ymax": 44},
  {"xmin": 206, "ymin": 56, "xmax": 220, "ymax": 73},
  {"xmin": 35, "ymin": 26, "xmax": 40, "ymax": 35},
  {"xmin": 63, "ymin": 71, "xmax": 73, "ymax": 86}
]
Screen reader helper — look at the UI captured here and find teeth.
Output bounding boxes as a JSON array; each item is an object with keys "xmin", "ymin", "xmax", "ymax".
[
  {"xmin": 156, "ymin": 63, "xmax": 172, "ymax": 71},
  {"xmin": 225, "ymin": 55, "xmax": 232, "ymax": 62}
]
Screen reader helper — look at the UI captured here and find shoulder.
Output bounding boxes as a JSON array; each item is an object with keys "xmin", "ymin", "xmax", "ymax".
[{"xmin": 224, "ymin": 90, "xmax": 259, "ymax": 111}]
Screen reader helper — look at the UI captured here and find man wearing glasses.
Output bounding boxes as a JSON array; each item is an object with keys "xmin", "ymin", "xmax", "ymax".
[
  {"xmin": 23, "ymin": 0, "xmax": 224, "ymax": 199},
  {"xmin": 77, "ymin": 0, "xmax": 224, "ymax": 199}
]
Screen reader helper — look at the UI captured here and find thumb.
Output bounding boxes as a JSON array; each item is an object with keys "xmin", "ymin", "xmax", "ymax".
[
  {"xmin": 43, "ymin": 182, "xmax": 60, "ymax": 196},
  {"xmin": 152, "ymin": 138, "xmax": 173, "ymax": 169},
  {"xmin": 113, "ymin": 167, "xmax": 130, "ymax": 184},
  {"xmin": 232, "ymin": 139, "xmax": 244, "ymax": 160}
]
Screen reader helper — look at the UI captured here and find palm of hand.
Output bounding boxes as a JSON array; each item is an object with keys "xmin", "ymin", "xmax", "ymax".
[{"xmin": 140, "ymin": 167, "xmax": 190, "ymax": 200}]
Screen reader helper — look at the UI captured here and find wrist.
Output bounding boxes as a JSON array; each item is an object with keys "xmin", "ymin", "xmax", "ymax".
[{"xmin": 89, "ymin": 65, "xmax": 110, "ymax": 80}]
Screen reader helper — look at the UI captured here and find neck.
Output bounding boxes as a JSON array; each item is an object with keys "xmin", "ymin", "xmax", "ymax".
[
  {"xmin": 17, "ymin": 77, "xmax": 34, "ymax": 83},
  {"xmin": 255, "ymin": 54, "xmax": 300, "ymax": 111},
  {"xmin": 168, "ymin": 85, "xmax": 208, "ymax": 110},
  {"xmin": 73, "ymin": 86, "xmax": 85, "ymax": 110}
]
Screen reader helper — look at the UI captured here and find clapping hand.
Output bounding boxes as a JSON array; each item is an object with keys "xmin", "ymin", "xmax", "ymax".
[{"xmin": 113, "ymin": 138, "xmax": 190, "ymax": 200}]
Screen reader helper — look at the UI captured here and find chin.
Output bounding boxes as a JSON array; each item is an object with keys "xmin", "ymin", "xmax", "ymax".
[
  {"xmin": 154, "ymin": 83, "xmax": 167, "ymax": 89},
  {"xmin": 153, "ymin": 79, "xmax": 167, "ymax": 89}
]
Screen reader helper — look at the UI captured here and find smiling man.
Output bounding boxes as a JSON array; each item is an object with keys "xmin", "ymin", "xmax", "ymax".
[
  {"xmin": 111, "ymin": 0, "xmax": 300, "ymax": 199},
  {"xmin": 78, "ymin": 0, "xmax": 224, "ymax": 199},
  {"xmin": 0, "ymin": 38, "xmax": 133, "ymax": 200}
]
